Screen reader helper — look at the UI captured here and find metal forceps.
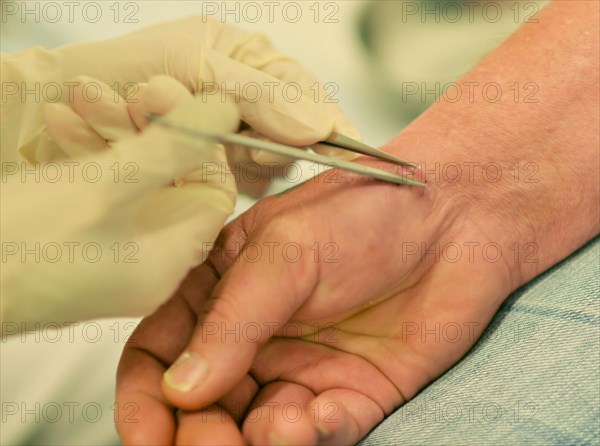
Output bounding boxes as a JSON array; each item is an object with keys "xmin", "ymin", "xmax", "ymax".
[{"xmin": 146, "ymin": 114, "xmax": 426, "ymax": 187}]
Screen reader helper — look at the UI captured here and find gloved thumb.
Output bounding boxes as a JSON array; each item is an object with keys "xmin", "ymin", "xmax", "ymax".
[{"xmin": 101, "ymin": 91, "xmax": 239, "ymax": 208}]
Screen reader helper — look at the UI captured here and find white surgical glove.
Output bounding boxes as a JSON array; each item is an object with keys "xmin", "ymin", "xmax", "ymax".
[
  {"xmin": 1, "ymin": 76, "xmax": 238, "ymax": 332},
  {"xmin": 1, "ymin": 15, "xmax": 360, "ymax": 167}
]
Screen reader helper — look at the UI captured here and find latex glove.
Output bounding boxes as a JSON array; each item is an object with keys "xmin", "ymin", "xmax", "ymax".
[
  {"xmin": 0, "ymin": 16, "xmax": 359, "ymax": 167},
  {"xmin": 0, "ymin": 77, "xmax": 237, "ymax": 333},
  {"xmin": 42, "ymin": 75, "xmax": 298, "ymax": 198}
]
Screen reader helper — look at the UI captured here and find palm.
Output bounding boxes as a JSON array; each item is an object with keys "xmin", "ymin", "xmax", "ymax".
[{"xmin": 117, "ymin": 169, "xmax": 512, "ymax": 445}]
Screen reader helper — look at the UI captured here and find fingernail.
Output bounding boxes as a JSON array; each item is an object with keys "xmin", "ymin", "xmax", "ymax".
[
  {"xmin": 163, "ymin": 352, "xmax": 208, "ymax": 392},
  {"xmin": 316, "ymin": 423, "xmax": 331, "ymax": 439},
  {"xmin": 268, "ymin": 431, "xmax": 288, "ymax": 446}
]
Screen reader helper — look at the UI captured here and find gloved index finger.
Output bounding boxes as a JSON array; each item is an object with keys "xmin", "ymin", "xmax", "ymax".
[
  {"xmin": 201, "ymin": 50, "xmax": 336, "ymax": 147},
  {"xmin": 217, "ymin": 27, "xmax": 362, "ymax": 143}
]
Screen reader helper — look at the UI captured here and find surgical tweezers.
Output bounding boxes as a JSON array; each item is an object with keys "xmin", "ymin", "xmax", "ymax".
[{"xmin": 146, "ymin": 114, "xmax": 426, "ymax": 187}]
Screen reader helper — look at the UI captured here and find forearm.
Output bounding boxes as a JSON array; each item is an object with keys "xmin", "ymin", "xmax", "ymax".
[{"xmin": 384, "ymin": 0, "xmax": 599, "ymax": 288}]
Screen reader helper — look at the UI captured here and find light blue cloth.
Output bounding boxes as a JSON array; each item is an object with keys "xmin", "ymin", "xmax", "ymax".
[{"xmin": 359, "ymin": 237, "xmax": 600, "ymax": 446}]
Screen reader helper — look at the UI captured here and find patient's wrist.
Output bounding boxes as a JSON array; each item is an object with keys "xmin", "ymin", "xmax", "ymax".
[{"xmin": 380, "ymin": 122, "xmax": 598, "ymax": 293}]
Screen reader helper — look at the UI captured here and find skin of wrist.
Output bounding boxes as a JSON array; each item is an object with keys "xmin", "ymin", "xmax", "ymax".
[
  {"xmin": 375, "ymin": 121, "xmax": 597, "ymax": 293},
  {"xmin": 306, "ymin": 153, "xmax": 519, "ymax": 305}
]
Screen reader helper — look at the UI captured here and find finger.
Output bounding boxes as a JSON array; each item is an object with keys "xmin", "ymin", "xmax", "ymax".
[
  {"xmin": 222, "ymin": 130, "xmax": 278, "ymax": 197},
  {"xmin": 116, "ymin": 265, "xmax": 218, "ymax": 444},
  {"xmin": 116, "ymin": 306, "xmax": 189, "ymax": 445},
  {"xmin": 161, "ymin": 227, "xmax": 319, "ymax": 410},
  {"xmin": 309, "ymin": 390, "xmax": 384, "ymax": 446},
  {"xmin": 243, "ymin": 381, "xmax": 318, "ymax": 446},
  {"xmin": 311, "ymin": 139, "xmax": 360, "ymax": 161},
  {"xmin": 246, "ymin": 339, "xmax": 397, "ymax": 445},
  {"xmin": 202, "ymin": 50, "xmax": 335, "ymax": 146},
  {"xmin": 132, "ymin": 185, "xmax": 234, "ymax": 235},
  {"xmin": 43, "ymin": 102, "xmax": 107, "ymax": 157},
  {"xmin": 68, "ymin": 75, "xmax": 138, "ymax": 142},
  {"xmin": 319, "ymin": 109, "xmax": 362, "ymax": 143},
  {"xmin": 216, "ymin": 374, "xmax": 260, "ymax": 425},
  {"xmin": 240, "ymin": 129, "xmax": 296, "ymax": 166},
  {"xmin": 220, "ymin": 29, "xmax": 363, "ymax": 149},
  {"xmin": 176, "ymin": 406, "xmax": 244, "ymax": 446},
  {"xmin": 226, "ymin": 128, "xmax": 291, "ymax": 175},
  {"xmin": 96, "ymin": 91, "xmax": 238, "ymax": 206},
  {"xmin": 219, "ymin": 28, "xmax": 361, "ymax": 160},
  {"xmin": 126, "ymin": 83, "xmax": 150, "ymax": 131},
  {"xmin": 128, "ymin": 75, "xmax": 194, "ymax": 131},
  {"xmin": 126, "ymin": 75, "xmax": 237, "ymax": 206},
  {"xmin": 204, "ymin": 50, "xmax": 363, "ymax": 162},
  {"xmin": 116, "ymin": 348, "xmax": 176, "ymax": 446}
]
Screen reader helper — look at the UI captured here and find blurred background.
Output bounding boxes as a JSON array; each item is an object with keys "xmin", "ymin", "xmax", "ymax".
[{"xmin": 1, "ymin": 1, "xmax": 545, "ymax": 444}]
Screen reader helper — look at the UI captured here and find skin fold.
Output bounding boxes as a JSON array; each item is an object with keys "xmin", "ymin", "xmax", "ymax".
[{"xmin": 116, "ymin": 2, "xmax": 599, "ymax": 445}]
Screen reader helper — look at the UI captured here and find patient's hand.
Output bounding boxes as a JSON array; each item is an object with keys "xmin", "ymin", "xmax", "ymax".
[
  {"xmin": 115, "ymin": 166, "xmax": 515, "ymax": 445},
  {"xmin": 116, "ymin": 3, "xmax": 599, "ymax": 442}
]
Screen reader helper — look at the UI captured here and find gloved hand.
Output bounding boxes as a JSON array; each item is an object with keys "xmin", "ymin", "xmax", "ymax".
[
  {"xmin": 41, "ymin": 74, "xmax": 299, "ymax": 198},
  {"xmin": 0, "ymin": 76, "xmax": 238, "ymax": 332},
  {"xmin": 1, "ymin": 16, "xmax": 359, "ymax": 166}
]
